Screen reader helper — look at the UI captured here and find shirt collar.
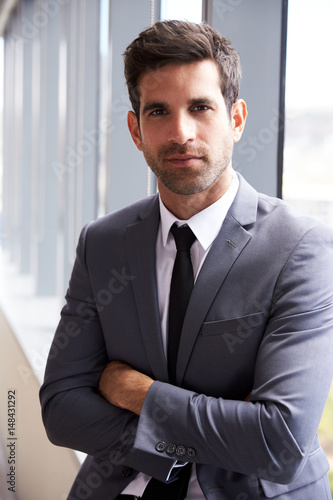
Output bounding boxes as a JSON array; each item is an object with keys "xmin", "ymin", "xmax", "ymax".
[{"xmin": 159, "ymin": 172, "xmax": 239, "ymax": 251}]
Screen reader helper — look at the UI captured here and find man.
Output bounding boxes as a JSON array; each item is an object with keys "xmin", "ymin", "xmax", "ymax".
[{"xmin": 40, "ymin": 20, "xmax": 333, "ymax": 500}]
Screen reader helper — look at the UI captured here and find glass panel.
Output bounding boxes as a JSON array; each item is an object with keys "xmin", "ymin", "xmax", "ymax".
[
  {"xmin": 282, "ymin": 0, "xmax": 333, "ymax": 226},
  {"xmin": 160, "ymin": 0, "xmax": 203, "ymax": 23},
  {"xmin": 97, "ymin": 0, "xmax": 110, "ymax": 217},
  {"xmin": 0, "ymin": 37, "xmax": 3, "ymax": 233}
]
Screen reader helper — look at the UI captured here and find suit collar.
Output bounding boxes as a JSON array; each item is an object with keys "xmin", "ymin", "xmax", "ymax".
[
  {"xmin": 159, "ymin": 172, "xmax": 240, "ymax": 251},
  {"xmin": 229, "ymin": 172, "xmax": 258, "ymax": 227}
]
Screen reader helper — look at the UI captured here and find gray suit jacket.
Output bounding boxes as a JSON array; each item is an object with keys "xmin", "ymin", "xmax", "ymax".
[{"xmin": 40, "ymin": 174, "xmax": 333, "ymax": 499}]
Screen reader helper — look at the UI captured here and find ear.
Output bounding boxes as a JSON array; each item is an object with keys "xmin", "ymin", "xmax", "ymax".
[
  {"xmin": 231, "ymin": 99, "xmax": 247, "ymax": 143},
  {"xmin": 127, "ymin": 111, "xmax": 143, "ymax": 151}
]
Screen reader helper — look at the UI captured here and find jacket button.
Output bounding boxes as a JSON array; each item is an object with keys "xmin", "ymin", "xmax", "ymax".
[
  {"xmin": 176, "ymin": 445, "xmax": 186, "ymax": 457},
  {"xmin": 155, "ymin": 441, "xmax": 167, "ymax": 452},
  {"xmin": 122, "ymin": 466, "xmax": 133, "ymax": 477},
  {"xmin": 187, "ymin": 447, "xmax": 196, "ymax": 458},
  {"xmin": 166, "ymin": 443, "xmax": 176, "ymax": 454}
]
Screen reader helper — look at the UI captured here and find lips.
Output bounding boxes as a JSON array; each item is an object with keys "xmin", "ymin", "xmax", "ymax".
[
  {"xmin": 167, "ymin": 154, "xmax": 202, "ymax": 166},
  {"xmin": 168, "ymin": 154, "xmax": 200, "ymax": 161}
]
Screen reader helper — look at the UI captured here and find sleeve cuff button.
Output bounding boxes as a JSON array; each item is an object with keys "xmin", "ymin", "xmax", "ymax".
[
  {"xmin": 166, "ymin": 443, "xmax": 176, "ymax": 454},
  {"xmin": 176, "ymin": 445, "xmax": 187, "ymax": 457},
  {"xmin": 155, "ymin": 441, "xmax": 167, "ymax": 452}
]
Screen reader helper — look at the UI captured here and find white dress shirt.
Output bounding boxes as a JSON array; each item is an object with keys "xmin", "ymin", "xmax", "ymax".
[{"xmin": 121, "ymin": 172, "xmax": 239, "ymax": 498}]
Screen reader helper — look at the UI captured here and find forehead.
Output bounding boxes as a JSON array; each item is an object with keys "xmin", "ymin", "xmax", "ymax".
[{"xmin": 137, "ymin": 60, "xmax": 222, "ymax": 105}]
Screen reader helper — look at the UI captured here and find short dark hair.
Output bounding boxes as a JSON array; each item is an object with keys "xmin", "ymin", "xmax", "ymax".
[{"xmin": 123, "ymin": 20, "xmax": 242, "ymax": 118}]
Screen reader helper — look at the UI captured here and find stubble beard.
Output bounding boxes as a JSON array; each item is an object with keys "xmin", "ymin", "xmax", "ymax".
[{"xmin": 142, "ymin": 142, "xmax": 233, "ymax": 196}]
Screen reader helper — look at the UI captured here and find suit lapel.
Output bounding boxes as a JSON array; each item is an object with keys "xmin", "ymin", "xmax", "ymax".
[
  {"xmin": 176, "ymin": 175, "xmax": 259, "ymax": 385},
  {"xmin": 125, "ymin": 196, "xmax": 169, "ymax": 382}
]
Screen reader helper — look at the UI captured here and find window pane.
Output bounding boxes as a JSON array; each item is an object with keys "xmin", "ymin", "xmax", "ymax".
[
  {"xmin": 282, "ymin": 0, "xmax": 333, "ymax": 226},
  {"xmin": 160, "ymin": 0, "xmax": 203, "ymax": 23},
  {"xmin": 97, "ymin": 0, "xmax": 110, "ymax": 217},
  {"xmin": 0, "ymin": 37, "xmax": 3, "ymax": 229}
]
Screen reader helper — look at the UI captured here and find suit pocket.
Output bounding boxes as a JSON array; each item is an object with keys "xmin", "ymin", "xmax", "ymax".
[{"xmin": 201, "ymin": 312, "xmax": 263, "ymax": 336}]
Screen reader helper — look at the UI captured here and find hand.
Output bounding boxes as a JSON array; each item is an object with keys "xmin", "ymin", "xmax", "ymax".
[
  {"xmin": 244, "ymin": 392, "xmax": 251, "ymax": 402},
  {"xmin": 98, "ymin": 361, "xmax": 154, "ymax": 415}
]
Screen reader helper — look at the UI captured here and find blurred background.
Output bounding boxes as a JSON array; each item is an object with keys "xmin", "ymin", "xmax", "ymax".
[{"xmin": 0, "ymin": 0, "xmax": 332, "ymax": 498}]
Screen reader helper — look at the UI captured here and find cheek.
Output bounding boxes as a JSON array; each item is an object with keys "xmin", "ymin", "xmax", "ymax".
[
  {"xmin": 204, "ymin": 126, "xmax": 231, "ymax": 148},
  {"xmin": 141, "ymin": 130, "xmax": 163, "ymax": 152}
]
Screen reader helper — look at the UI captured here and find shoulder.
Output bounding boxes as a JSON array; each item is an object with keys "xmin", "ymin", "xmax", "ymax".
[
  {"xmin": 83, "ymin": 195, "xmax": 159, "ymax": 238},
  {"xmin": 257, "ymin": 191, "xmax": 331, "ymax": 238},
  {"xmin": 235, "ymin": 174, "xmax": 333, "ymax": 247},
  {"xmin": 252, "ymin": 194, "xmax": 333, "ymax": 273}
]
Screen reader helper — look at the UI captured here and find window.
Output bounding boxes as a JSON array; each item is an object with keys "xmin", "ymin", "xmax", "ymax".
[
  {"xmin": 0, "ymin": 37, "xmax": 3, "ymax": 239},
  {"xmin": 283, "ymin": 0, "xmax": 333, "ymax": 226},
  {"xmin": 160, "ymin": 0, "xmax": 203, "ymax": 23},
  {"xmin": 97, "ymin": 0, "xmax": 110, "ymax": 217}
]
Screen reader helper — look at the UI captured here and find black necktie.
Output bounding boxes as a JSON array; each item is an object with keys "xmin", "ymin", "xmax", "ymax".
[
  {"xmin": 141, "ymin": 462, "xmax": 193, "ymax": 500},
  {"xmin": 168, "ymin": 223, "xmax": 196, "ymax": 385},
  {"xmin": 139, "ymin": 224, "xmax": 195, "ymax": 500}
]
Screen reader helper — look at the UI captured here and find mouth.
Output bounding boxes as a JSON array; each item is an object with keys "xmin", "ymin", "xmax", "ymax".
[{"xmin": 167, "ymin": 154, "xmax": 202, "ymax": 166}]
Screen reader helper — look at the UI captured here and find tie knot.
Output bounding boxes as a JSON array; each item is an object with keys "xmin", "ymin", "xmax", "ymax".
[{"xmin": 170, "ymin": 223, "xmax": 196, "ymax": 251}]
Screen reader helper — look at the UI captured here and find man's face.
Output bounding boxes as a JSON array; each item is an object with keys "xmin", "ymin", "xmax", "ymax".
[{"xmin": 128, "ymin": 60, "xmax": 244, "ymax": 197}]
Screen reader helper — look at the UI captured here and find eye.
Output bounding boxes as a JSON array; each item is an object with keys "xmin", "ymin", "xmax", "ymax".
[
  {"xmin": 192, "ymin": 104, "xmax": 210, "ymax": 112},
  {"xmin": 150, "ymin": 109, "xmax": 167, "ymax": 116}
]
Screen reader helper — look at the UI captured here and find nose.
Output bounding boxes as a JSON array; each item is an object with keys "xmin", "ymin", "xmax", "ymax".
[{"xmin": 168, "ymin": 112, "xmax": 196, "ymax": 145}]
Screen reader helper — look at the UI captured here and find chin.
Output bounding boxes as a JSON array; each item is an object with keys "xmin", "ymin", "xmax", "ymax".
[{"xmin": 166, "ymin": 183, "xmax": 208, "ymax": 196}]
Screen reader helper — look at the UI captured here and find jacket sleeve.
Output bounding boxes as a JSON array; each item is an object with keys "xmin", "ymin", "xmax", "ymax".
[
  {"xmin": 39, "ymin": 223, "xmax": 175, "ymax": 480},
  {"xmin": 132, "ymin": 223, "xmax": 333, "ymax": 484}
]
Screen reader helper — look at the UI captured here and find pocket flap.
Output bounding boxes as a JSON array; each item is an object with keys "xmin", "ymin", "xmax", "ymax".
[{"xmin": 202, "ymin": 312, "xmax": 263, "ymax": 336}]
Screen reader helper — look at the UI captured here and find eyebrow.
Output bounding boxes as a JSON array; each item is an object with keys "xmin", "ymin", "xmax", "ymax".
[
  {"xmin": 188, "ymin": 97, "xmax": 217, "ymax": 108},
  {"xmin": 141, "ymin": 97, "xmax": 218, "ymax": 116}
]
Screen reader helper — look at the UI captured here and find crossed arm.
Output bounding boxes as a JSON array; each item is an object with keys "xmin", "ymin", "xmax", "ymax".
[
  {"xmin": 98, "ymin": 360, "xmax": 251, "ymax": 415},
  {"xmin": 98, "ymin": 360, "xmax": 154, "ymax": 416}
]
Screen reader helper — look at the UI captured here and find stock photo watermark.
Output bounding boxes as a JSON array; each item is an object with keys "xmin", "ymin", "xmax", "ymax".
[
  {"xmin": 6, "ymin": 389, "xmax": 17, "ymax": 493},
  {"xmin": 51, "ymin": 93, "xmax": 131, "ymax": 181},
  {"xmin": 8, "ymin": 0, "xmax": 70, "ymax": 51},
  {"xmin": 15, "ymin": 266, "xmax": 136, "ymax": 386},
  {"xmin": 213, "ymin": 0, "xmax": 246, "ymax": 21}
]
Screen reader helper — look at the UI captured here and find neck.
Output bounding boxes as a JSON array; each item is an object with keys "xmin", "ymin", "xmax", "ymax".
[{"xmin": 158, "ymin": 169, "xmax": 234, "ymax": 220}]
